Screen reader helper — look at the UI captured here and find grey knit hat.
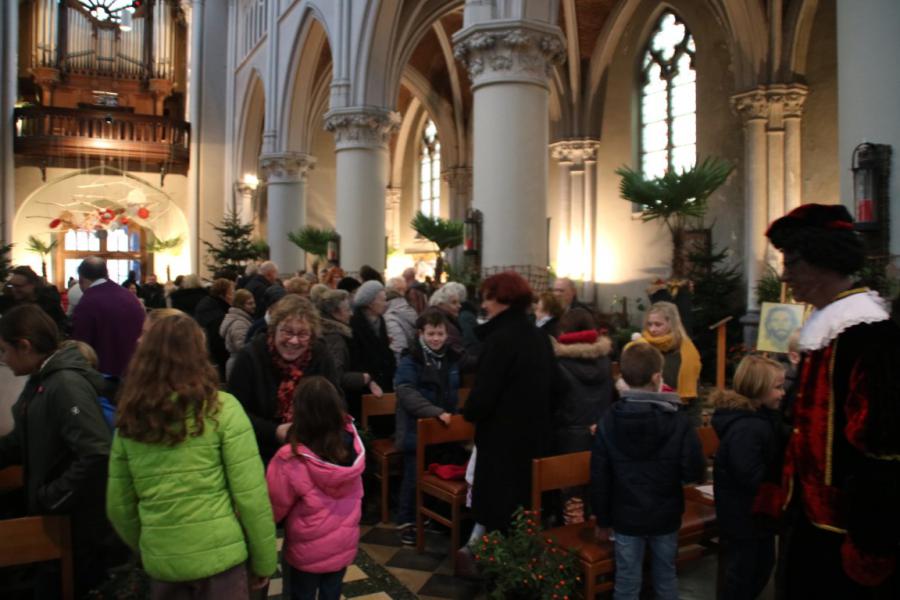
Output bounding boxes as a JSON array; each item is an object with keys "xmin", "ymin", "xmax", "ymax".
[{"xmin": 353, "ymin": 280, "xmax": 384, "ymax": 309}]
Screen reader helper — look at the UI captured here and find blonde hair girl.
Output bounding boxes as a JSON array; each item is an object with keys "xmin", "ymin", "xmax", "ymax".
[{"xmin": 639, "ymin": 302, "xmax": 702, "ymax": 418}]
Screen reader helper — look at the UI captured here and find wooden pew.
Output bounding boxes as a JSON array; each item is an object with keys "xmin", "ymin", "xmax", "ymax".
[
  {"xmin": 531, "ymin": 451, "xmax": 718, "ymax": 598},
  {"xmin": 0, "ymin": 466, "xmax": 74, "ymax": 599},
  {"xmin": 361, "ymin": 393, "xmax": 402, "ymax": 524}
]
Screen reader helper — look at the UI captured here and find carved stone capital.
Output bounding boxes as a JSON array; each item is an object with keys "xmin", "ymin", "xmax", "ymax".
[
  {"xmin": 324, "ymin": 107, "xmax": 400, "ymax": 150},
  {"xmin": 385, "ymin": 186, "xmax": 402, "ymax": 209},
  {"xmin": 731, "ymin": 88, "xmax": 771, "ymax": 122},
  {"xmin": 550, "ymin": 139, "xmax": 601, "ymax": 166},
  {"xmin": 234, "ymin": 182, "xmax": 255, "ymax": 196},
  {"xmin": 452, "ymin": 20, "xmax": 566, "ymax": 90},
  {"xmin": 258, "ymin": 152, "xmax": 316, "ymax": 184},
  {"xmin": 781, "ymin": 85, "xmax": 808, "ymax": 119},
  {"xmin": 441, "ymin": 166, "xmax": 472, "ymax": 191}
]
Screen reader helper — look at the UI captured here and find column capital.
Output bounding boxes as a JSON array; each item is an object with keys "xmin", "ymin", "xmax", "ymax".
[
  {"xmin": 731, "ymin": 88, "xmax": 771, "ymax": 122},
  {"xmin": 452, "ymin": 20, "xmax": 566, "ymax": 90},
  {"xmin": 234, "ymin": 182, "xmax": 255, "ymax": 196},
  {"xmin": 781, "ymin": 84, "xmax": 808, "ymax": 119},
  {"xmin": 386, "ymin": 186, "xmax": 401, "ymax": 207},
  {"xmin": 441, "ymin": 166, "xmax": 472, "ymax": 189},
  {"xmin": 550, "ymin": 139, "xmax": 601, "ymax": 166},
  {"xmin": 259, "ymin": 152, "xmax": 315, "ymax": 184},
  {"xmin": 324, "ymin": 107, "xmax": 400, "ymax": 150}
]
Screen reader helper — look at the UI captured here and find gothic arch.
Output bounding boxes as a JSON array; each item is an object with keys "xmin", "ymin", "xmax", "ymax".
[
  {"xmin": 784, "ymin": 0, "xmax": 820, "ymax": 80},
  {"xmin": 236, "ymin": 70, "xmax": 265, "ymax": 179},
  {"xmin": 281, "ymin": 8, "xmax": 333, "ymax": 153}
]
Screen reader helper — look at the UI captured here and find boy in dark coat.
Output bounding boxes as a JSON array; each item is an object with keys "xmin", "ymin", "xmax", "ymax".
[
  {"xmin": 591, "ymin": 342, "xmax": 705, "ymax": 600},
  {"xmin": 393, "ymin": 309, "xmax": 462, "ymax": 544}
]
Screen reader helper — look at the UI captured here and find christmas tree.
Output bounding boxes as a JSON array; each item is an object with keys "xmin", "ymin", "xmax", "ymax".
[{"xmin": 203, "ymin": 211, "xmax": 262, "ymax": 278}]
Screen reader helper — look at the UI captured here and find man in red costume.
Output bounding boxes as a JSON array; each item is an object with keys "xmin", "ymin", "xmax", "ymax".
[{"xmin": 766, "ymin": 204, "xmax": 900, "ymax": 598}]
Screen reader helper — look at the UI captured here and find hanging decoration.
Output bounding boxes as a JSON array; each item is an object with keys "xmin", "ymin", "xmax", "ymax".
[{"xmin": 35, "ymin": 178, "xmax": 170, "ymax": 233}]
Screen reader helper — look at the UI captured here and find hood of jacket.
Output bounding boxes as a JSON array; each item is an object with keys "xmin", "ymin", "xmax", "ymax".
[
  {"xmin": 290, "ymin": 421, "xmax": 366, "ymax": 498},
  {"xmin": 386, "ymin": 295, "xmax": 415, "ymax": 315},
  {"xmin": 320, "ymin": 315, "xmax": 353, "ymax": 339},
  {"xmin": 553, "ymin": 334, "xmax": 612, "ymax": 386},
  {"xmin": 712, "ymin": 407, "xmax": 765, "ymax": 439},
  {"xmin": 40, "ymin": 344, "xmax": 107, "ymax": 393},
  {"xmin": 223, "ymin": 306, "xmax": 253, "ymax": 325},
  {"xmin": 609, "ymin": 389, "xmax": 682, "ymax": 459}
]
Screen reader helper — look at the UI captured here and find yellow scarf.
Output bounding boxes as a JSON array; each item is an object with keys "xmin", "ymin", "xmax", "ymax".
[{"xmin": 637, "ymin": 331, "xmax": 702, "ymax": 399}]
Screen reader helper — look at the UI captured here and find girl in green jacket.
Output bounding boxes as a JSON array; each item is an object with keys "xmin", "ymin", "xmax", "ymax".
[{"xmin": 107, "ymin": 312, "xmax": 277, "ymax": 598}]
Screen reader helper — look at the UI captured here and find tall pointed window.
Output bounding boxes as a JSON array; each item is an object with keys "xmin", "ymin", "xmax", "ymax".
[
  {"xmin": 419, "ymin": 119, "xmax": 441, "ymax": 217},
  {"xmin": 639, "ymin": 12, "xmax": 696, "ymax": 179}
]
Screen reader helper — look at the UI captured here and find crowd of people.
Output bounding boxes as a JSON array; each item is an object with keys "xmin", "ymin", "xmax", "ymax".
[{"xmin": 0, "ymin": 203, "xmax": 898, "ymax": 599}]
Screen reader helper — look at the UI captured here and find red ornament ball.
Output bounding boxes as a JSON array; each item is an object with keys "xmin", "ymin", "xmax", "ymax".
[
  {"xmin": 49, "ymin": 218, "xmax": 61, "ymax": 229},
  {"xmin": 137, "ymin": 207, "xmax": 150, "ymax": 219}
]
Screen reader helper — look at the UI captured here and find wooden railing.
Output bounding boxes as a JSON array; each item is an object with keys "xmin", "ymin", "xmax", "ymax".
[{"xmin": 13, "ymin": 106, "xmax": 190, "ymax": 171}]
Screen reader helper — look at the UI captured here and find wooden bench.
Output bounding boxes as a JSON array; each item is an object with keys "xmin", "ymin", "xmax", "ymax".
[
  {"xmin": 0, "ymin": 466, "xmax": 74, "ymax": 599},
  {"xmin": 531, "ymin": 451, "xmax": 718, "ymax": 598},
  {"xmin": 416, "ymin": 414, "xmax": 474, "ymax": 570},
  {"xmin": 362, "ymin": 393, "xmax": 402, "ymax": 524}
]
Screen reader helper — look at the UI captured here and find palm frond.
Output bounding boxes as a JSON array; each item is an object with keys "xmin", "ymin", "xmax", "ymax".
[
  {"xmin": 616, "ymin": 157, "xmax": 734, "ymax": 227},
  {"xmin": 148, "ymin": 235, "xmax": 183, "ymax": 253},
  {"xmin": 27, "ymin": 235, "xmax": 57, "ymax": 255},
  {"xmin": 287, "ymin": 227, "xmax": 338, "ymax": 258},
  {"xmin": 410, "ymin": 212, "xmax": 464, "ymax": 251}
]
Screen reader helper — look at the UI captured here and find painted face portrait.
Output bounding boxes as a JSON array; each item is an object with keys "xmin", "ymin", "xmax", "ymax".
[{"xmin": 764, "ymin": 307, "xmax": 798, "ymax": 343}]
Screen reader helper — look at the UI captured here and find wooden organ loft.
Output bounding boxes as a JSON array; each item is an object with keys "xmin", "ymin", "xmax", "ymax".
[{"xmin": 14, "ymin": 0, "xmax": 190, "ymax": 182}]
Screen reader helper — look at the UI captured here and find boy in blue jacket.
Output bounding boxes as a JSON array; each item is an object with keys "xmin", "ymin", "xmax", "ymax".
[
  {"xmin": 590, "ymin": 342, "xmax": 705, "ymax": 600},
  {"xmin": 394, "ymin": 308, "xmax": 462, "ymax": 545}
]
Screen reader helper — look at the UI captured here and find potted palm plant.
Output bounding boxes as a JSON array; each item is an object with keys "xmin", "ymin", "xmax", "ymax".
[
  {"xmin": 410, "ymin": 211, "xmax": 464, "ymax": 285},
  {"xmin": 287, "ymin": 226, "xmax": 338, "ymax": 275},
  {"xmin": 27, "ymin": 235, "xmax": 58, "ymax": 280},
  {"xmin": 616, "ymin": 157, "xmax": 733, "ymax": 279}
]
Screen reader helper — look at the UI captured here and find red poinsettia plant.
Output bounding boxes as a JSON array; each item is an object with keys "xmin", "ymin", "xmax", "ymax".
[{"xmin": 474, "ymin": 507, "xmax": 581, "ymax": 599}]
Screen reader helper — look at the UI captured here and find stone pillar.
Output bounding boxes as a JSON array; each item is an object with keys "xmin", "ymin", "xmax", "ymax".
[
  {"xmin": 324, "ymin": 107, "xmax": 399, "ymax": 274},
  {"xmin": 234, "ymin": 182, "xmax": 255, "ymax": 226},
  {"xmin": 259, "ymin": 152, "xmax": 316, "ymax": 276},
  {"xmin": 549, "ymin": 140, "xmax": 600, "ymax": 285},
  {"xmin": 385, "ymin": 186, "xmax": 401, "ymax": 250},
  {"xmin": 453, "ymin": 20, "xmax": 565, "ymax": 281},
  {"xmin": 1, "ymin": 0, "xmax": 17, "ymax": 245},
  {"xmin": 782, "ymin": 86, "xmax": 807, "ymax": 213},
  {"xmin": 732, "ymin": 89, "xmax": 770, "ymax": 311},
  {"xmin": 186, "ymin": 0, "xmax": 204, "ymax": 272},
  {"xmin": 442, "ymin": 166, "xmax": 472, "ymax": 222}
]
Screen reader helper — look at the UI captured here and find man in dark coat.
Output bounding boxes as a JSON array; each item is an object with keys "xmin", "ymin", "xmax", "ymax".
[
  {"xmin": 139, "ymin": 273, "xmax": 167, "ymax": 309},
  {"xmin": 244, "ymin": 260, "xmax": 278, "ymax": 319},
  {"xmin": 71, "ymin": 257, "xmax": 145, "ymax": 377},
  {"xmin": 463, "ymin": 272, "xmax": 559, "ymax": 533},
  {"xmin": 194, "ymin": 278, "xmax": 233, "ymax": 380}
]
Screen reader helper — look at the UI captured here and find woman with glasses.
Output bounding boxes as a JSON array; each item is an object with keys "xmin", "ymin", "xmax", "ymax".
[{"xmin": 227, "ymin": 294, "xmax": 341, "ymax": 463}]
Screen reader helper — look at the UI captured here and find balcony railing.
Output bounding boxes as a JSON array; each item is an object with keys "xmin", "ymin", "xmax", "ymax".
[{"xmin": 14, "ymin": 106, "xmax": 190, "ymax": 174}]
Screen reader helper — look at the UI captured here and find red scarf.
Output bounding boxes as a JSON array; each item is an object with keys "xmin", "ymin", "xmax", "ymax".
[{"xmin": 268, "ymin": 336, "xmax": 312, "ymax": 423}]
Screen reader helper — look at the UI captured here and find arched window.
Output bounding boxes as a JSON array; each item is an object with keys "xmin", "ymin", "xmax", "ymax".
[
  {"xmin": 639, "ymin": 12, "xmax": 696, "ymax": 179},
  {"xmin": 57, "ymin": 225, "xmax": 147, "ymax": 285},
  {"xmin": 419, "ymin": 119, "xmax": 441, "ymax": 217}
]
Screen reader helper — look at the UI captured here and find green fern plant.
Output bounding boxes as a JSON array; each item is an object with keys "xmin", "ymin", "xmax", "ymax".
[
  {"xmin": 0, "ymin": 241, "xmax": 14, "ymax": 282},
  {"xmin": 148, "ymin": 235, "xmax": 183, "ymax": 283},
  {"xmin": 410, "ymin": 212, "xmax": 464, "ymax": 284},
  {"xmin": 287, "ymin": 226, "xmax": 338, "ymax": 273},
  {"xmin": 616, "ymin": 157, "xmax": 734, "ymax": 277},
  {"xmin": 27, "ymin": 235, "xmax": 58, "ymax": 279}
]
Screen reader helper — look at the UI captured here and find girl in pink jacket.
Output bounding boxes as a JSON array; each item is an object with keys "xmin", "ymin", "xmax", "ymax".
[{"xmin": 266, "ymin": 376, "xmax": 365, "ymax": 600}]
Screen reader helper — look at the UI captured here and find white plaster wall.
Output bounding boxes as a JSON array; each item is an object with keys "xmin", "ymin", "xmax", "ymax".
[
  {"xmin": 837, "ymin": 0, "xmax": 900, "ymax": 255},
  {"xmin": 587, "ymin": 0, "xmax": 744, "ymax": 321},
  {"xmin": 801, "ymin": 0, "xmax": 839, "ymax": 205},
  {"xmin": 13, "ymin": 166, "xmax": 190, "ymax": 282}
]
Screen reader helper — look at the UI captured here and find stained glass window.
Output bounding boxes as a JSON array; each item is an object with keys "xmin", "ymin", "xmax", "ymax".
[
  {"xmin": 639, "ymin": 12, "xmax": 696, "ymax": 179},
  {"xmin": 79, "ymin": 1, "xmax": 135, "ymax": 23},
  {"xmin": 419, "ymin": 119, "xmax": 441, "ymax": 218}
]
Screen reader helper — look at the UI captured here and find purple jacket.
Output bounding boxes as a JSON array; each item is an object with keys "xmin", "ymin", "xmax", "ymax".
[
  {"xmin": 266, "ymin": 419, "xmax": 365, "ymax": 573},
  {"xmin": 71, "ymin": 280, "xmax": 145, "ymax": 377}
]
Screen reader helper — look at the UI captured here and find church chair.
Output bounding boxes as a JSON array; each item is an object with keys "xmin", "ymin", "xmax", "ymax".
[
  {"xmin": 0, "ymin": 465, "xmax": 23, "ymax": 493},
  {"xmin": 457, "ymin": 387, "xmax": 471, "ymax": 409},
  {"xmin": 531, "ymin": 451, "xmax": 614, "ymax": 598},
  {"xmin": 361, "ymin": 393, "xmax": 402, "ymax": 524},
  {"xmin": 415, "ymin": 414, "xmax": 474, "ymax": 570}
]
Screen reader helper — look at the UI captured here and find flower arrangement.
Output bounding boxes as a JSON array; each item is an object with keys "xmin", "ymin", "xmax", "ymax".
[{"xmin": 474, "ymin": 507, "xmax": 581, "ymax": 599}]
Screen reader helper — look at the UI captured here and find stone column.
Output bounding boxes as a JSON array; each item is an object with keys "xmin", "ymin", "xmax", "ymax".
[
  {"xmin": 234, "ymin": 182, "xmax": 256, "ymax": 226},
  {"xmin": 453, "ymin": 21, "xmax": 565, "ymax": 280},
  {"xmin": 259, "ymin": 152, "xmax": 316, "ymax": 276},
  {"xmin": 442, "ymin": 166, "xmax": 472, "ymax": 222},
  {"xmin": 1, "ymin": 0, "xmax": 18, "ymax": 245},
  {"xmin": 549, "ymin": 140, "xmax": 600, "ymax": 284},
  {"xmin": 732, "ymin": 89, "xmax": 770, "ymax": 311},
  {"xmin": 324, "ymin": 107, "xmax": 399, "ymax": 274},
  {"xmin": 783, "ymin": 85, "xmax": 807, "ymax": 213},
  {"xmin": 385, "ymin": 186, "xmax": 401, "ymax": 250}
]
